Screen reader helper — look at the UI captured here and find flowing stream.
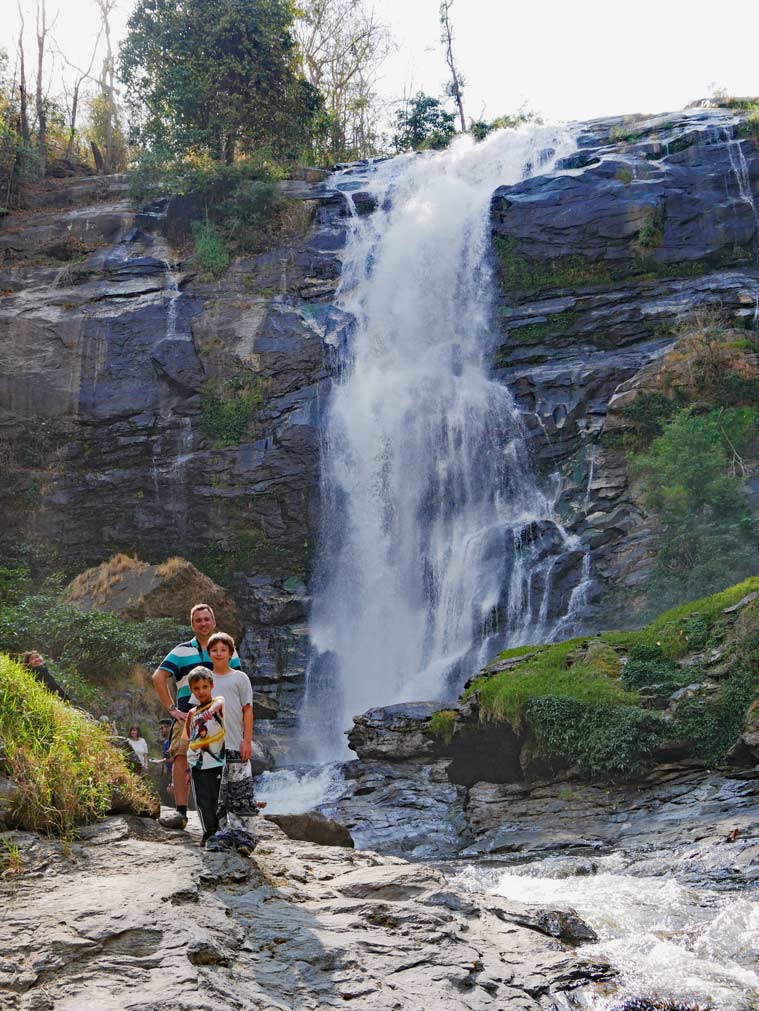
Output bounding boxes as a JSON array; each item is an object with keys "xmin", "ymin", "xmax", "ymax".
[
  {"xmin": 300, "ymin": 127, "xmax": 583, "ymax": 760},
  {"xmin": 451, "ymin": 855, "xmax": 759, "ymax": 1010}
]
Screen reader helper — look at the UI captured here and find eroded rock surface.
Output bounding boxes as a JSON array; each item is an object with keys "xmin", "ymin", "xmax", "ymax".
[{"xmin": 0, "ymin": 814, "xmax": 610, "ymax": 1010}]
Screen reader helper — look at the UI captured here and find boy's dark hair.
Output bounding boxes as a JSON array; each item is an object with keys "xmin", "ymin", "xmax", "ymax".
[
  {"xmin": 207, "ymin": 631, "xmax": 235, "ymax": 654},
  {"xmin": 188, "ymin": 666, "xmax": 214, "ymax": 686}
]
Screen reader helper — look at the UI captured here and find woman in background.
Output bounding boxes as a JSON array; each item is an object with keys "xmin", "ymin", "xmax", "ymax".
[{"xmin": 127, "ymin": 724, "xmax": 149, "ymax": 771}]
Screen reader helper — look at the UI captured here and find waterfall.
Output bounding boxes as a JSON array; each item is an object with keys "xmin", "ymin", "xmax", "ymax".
[
  {"xmin": 303, "ymin": 127, "xmax": 580, "ymax": 759},
  {"xmin": 725, "ymin": 131, "xmax": 759, "ymax": 326}
]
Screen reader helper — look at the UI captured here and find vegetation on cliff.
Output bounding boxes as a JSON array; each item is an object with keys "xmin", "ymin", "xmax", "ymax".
[
  {"xmin": 621, "ymin": 318, "xmax": 759, "ymax": 609},
  {"xmin": 0, "ymin": 562, "xmax": 187, "ymax": 710},
  {"xmin": 0, "ymin": 655, "xmax": 156, "ymax": 836},
  {"xmin": 465, "ymin": 578, "xmax": 759, "ymax": 780}
]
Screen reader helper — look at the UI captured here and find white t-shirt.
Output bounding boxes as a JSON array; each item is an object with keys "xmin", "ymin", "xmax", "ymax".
[
  {"xmin": 128, "ymin": 737, "xmax": 149, "ymax": 769},
  {"xmin": 209, "ymin": 669, "xmax": 253, "ymax": 752}
]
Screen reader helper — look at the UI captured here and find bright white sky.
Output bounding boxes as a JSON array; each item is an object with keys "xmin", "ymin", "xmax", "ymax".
[{"xmin": 3, "ymin": 0, "xmax": 759, "ymax": 125}]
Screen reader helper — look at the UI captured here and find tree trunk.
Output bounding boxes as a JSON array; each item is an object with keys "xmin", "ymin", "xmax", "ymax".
[
  {"xmin": 17, "ymin": 5, "xmax": 30, "ymax": 147},
  {"xmin": 91, "ymin": 140, "xmax": 105, "ymax": 174},
  {"xmin": 35, "ymin": 0, "xmax": 48, "ymax": 177}
]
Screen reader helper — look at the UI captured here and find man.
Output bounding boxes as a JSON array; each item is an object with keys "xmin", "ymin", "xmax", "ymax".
[{"xmin": 152, "ymin": 603, "xmax": 241, "ymax": 829}]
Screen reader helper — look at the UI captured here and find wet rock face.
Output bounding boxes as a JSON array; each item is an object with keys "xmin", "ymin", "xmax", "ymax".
[
  {"xmin": 0, "ymin": 173, "xmax": 347, "ymax": 714},
  {"xmin": 0, "ymin": 815, "xmax": 610, "ymax": 1010},
  {"xmin": 490, "ymin": 108, "xmax": 759, "ymax": 618},
  {"xmin": 347, "ymin": 701, "xmax": 457, "ymax": 761},
  {"xmin": 0, "ymin": 174, "xmax": 346, "ymax": 573}
]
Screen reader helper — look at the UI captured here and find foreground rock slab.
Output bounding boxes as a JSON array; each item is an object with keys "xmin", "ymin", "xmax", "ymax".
[{"xmin": 0, "ymin": 815, "xmax": 610, "ymax": 1010}]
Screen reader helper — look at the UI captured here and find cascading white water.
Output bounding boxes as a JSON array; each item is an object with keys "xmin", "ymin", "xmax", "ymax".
[
  {"xmin": 303, "ymin": 127, "xmax": 581, "ymax": 759},
  {"xmin": 452, "ymin": 856, "xmax": 759, "ymax": 1011},
  {"xmin": 725, "ymin": 130, "xmax": 759, "ymax": 326}
]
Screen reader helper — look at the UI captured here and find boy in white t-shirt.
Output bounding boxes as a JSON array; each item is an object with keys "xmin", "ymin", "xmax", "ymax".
[{"xmin": 206, "ymin": 632, "xmax": 260, "ymax": 827}]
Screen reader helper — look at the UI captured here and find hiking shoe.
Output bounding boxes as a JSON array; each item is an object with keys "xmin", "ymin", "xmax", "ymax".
[{"xmin": 159, "ymin": 810, "xmax": 188, "ymax": 830}]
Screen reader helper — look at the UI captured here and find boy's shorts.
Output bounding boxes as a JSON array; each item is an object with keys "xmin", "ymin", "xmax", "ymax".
[{"xmin": 168, "ymin": 718, "xmax": 189, "ymax": 760}]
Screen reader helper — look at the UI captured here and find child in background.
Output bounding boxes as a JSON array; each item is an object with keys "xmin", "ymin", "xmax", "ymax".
[
  {"xmin": 206, "ymin": 632, "xmax": 260, "ymax": 828},
  {"xmin": 184, "ymin": 669, "xmax": 225, "ymax": 846}
]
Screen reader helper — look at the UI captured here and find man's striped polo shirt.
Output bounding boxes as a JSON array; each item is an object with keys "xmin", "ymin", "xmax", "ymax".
[{"xmin": 159, "ymin": 637, "xmax": 241, "ymax": 713}]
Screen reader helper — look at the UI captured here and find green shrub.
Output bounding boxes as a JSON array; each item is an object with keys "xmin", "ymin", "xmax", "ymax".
[
  {"xmin": 428, "ymin": 709, "xmax": 457, "ymax": 745},
  {"xmin": 469, "ymin": 579, "xmax": 759, "ymax": 782},
  {"xmin": 0, "ymin": 593, "xmax": 188, "ymax": 682},
  {"xmin": 192, "ymin": 529, "xmax": 307, "ymax": 586},
  {"xmin": 636, "ymin": 209, "xmax": 663, "ymax": 249},
  {"xmin": 670, "ymin": 670, "xmax": 758, "ymax": 766},
  {"xmin": 199, "ymin": 378, "xmax": 265, "ymax": 447},
  {"xmin": 193, "ymin": 221, "xmax": 230, "ymax": 277},
  {"xmin": 0, "ymin": 654, "xmax": 157, "ymax": 836},
  {"xmin": 630, "ymin": 407, "xmax": 759, "ymax": 609},
  {"xmin": 525, "ymin": 697, "xmax": 664, "ymax": 780},
  {"xmin": 621, "ymin": 391, "xmax": 682, "ymax": 445},
  {"xmin": 620, "ymin": 643, "xmax": 690, "ymax": 694}
]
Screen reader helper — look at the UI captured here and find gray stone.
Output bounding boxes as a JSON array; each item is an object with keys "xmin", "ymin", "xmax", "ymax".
[{"xmin": 264, "ymin": 811, "xmax": 354, "ymax": 848}]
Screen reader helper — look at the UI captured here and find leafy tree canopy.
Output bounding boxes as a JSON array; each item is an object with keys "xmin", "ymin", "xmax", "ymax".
[
  {"xmin": 391, "ymin": 92, "xmax": 456, "ymax": 153},
  {"xmin": 120, "ymin": 0, "xmax": 321, "ymax": 162}
]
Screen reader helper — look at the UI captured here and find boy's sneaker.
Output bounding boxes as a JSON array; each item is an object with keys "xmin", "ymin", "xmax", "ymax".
[{"xmin": 158, "ymin": 810, "xmax": 188, "ymax": 830}]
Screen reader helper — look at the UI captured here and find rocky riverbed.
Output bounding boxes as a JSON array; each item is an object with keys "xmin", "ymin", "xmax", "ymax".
[{"xmin": 0, "ymin": 812, "xmax": 614, "ymax": 1011}]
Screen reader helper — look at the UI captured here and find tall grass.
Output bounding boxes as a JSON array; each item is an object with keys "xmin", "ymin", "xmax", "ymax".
[{"xmin": 0, "ymin": 654, "xmax": 156, "ymax": 836}]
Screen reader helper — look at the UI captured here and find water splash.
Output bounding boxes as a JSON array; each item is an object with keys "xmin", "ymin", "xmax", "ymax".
[
  {"xmin": 303, "ymin": 127, "xmax": 584, "ymax": 759},
  {"xmin": 452, "ymin": 857, "xmax": 759, "ymax": 1011}
]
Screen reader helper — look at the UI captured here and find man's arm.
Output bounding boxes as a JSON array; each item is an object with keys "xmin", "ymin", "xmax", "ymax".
[
  {"xmin": 240, "ymin": 703, "xmax": 253, "ymax": 762},
  {"xmin": 152, "ymin": 667, "xmax": 183, "ymax": 721}
]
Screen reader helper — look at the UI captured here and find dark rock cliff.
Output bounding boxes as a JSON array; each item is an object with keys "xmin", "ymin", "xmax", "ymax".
[
  {"xmin": 490, "ymin": 108, "xmax": 759, "ymax": 620},
  {"xmin": 0, "ymin": 172, "xmax": 351, "ymax": 713},
  {"xmin": 2, "ymin": 105, "xmax": 758, "ymax": 706}
]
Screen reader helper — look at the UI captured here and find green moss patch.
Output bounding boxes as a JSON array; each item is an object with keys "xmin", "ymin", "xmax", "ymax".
[
  {"xmin": 428, "ymin": 709, "xmax": 457, "ymax": 745},
  {"xmin": 493, "ymin": 235, "xmax": 752, "ymax": 296},
  {"xmin": 200, "ymin": 376, "xmax": 266, "ymax": 448},
  {"xmin": 466, "ymin": 578, "xmax": 759, "ymax": 780}
]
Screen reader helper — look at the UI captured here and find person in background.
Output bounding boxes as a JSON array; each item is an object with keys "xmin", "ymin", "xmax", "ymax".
[
  {"xmin": 152, "ymin": 603, "xmax": 242, "ymax": 830},
  {"xmin": 158, "ymin": 719, "xmax": 173, "ymax": 783},
  {"xmin": 127, "ymin": 724, "xmax": 149, "ymax": 771},
  {"xmin": 21, "ymin": 651, "xmax": 71, "ymax": 703}
]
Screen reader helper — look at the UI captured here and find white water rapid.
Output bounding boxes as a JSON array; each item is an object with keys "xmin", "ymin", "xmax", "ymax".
[
  {"xmin": 451, "ymin": 855, "xmax": 759, "ymax": 1011},
  {"xmin": 302, "ymin": 127, "xmax": 579, "ymax": 759}
]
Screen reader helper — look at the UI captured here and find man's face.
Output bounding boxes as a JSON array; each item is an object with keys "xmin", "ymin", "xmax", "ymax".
[{"xmin": 191, "ymin": 608, "xmax": 216, "ymax": 638}]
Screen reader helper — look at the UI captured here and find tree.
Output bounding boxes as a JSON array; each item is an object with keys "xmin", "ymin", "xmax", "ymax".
[
  {"xmin": 16, "ymin": 3, "xmax": 30, "ymax": 147},
  {"xmin": 34, "ymin": 0, "xmax": 57, "ymax": 177},
  {"xmin": 93, "ymin": 0, "xmax": 120, "ymax": 171},
  {"xmin": 391, "ymin": 92, "xmax": 456, "ymax": 153},
  {"xmin": 470, "ymin": 107, "xmax": 543, "ymax": 142},
  {"xmin": 57, "ymin": 27, "xmax": 102, "ymax": 160},
  {"xmin": 296, "ymin": 0, "xmax": 390, "ymax": 162},
  {"xmin": 120, "ymin": 0, "xmax": 321, "ymax": 163},
  {"xmin": 439, "ymin": 0, "xmax": 465, "ymax": 133}
]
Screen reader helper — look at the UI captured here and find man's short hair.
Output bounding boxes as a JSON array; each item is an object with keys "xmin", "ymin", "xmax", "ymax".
[
  {"xmin": 188, "ymin": 666, "xmax": 214, "ymax": 686},
  {"xmin": 190, "ymin": 603, "xmax": 215, "ymax": 623},
  {"xmin": 207, "ymin": 631, "xmax": 235, "ymax": 654}
]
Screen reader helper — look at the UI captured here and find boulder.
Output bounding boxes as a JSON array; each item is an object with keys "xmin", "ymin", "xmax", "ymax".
[
  {"xmin": 65, "ymin": 554, "xmax": 243, "ymax": 640},
  {"xmin": 0, "ymin": 775, "xmax": 20, "ymax": 829},
  {"xmin": 347, "ymin": 701, "xmax": 457, "ymax": 761},
  {"xmin": 264, "ymin": 811, "xmax": 354, "ymax": 848},
  {"xmin": 250, "ymin": 738, "xmax": 275, "ymax": 778}
]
